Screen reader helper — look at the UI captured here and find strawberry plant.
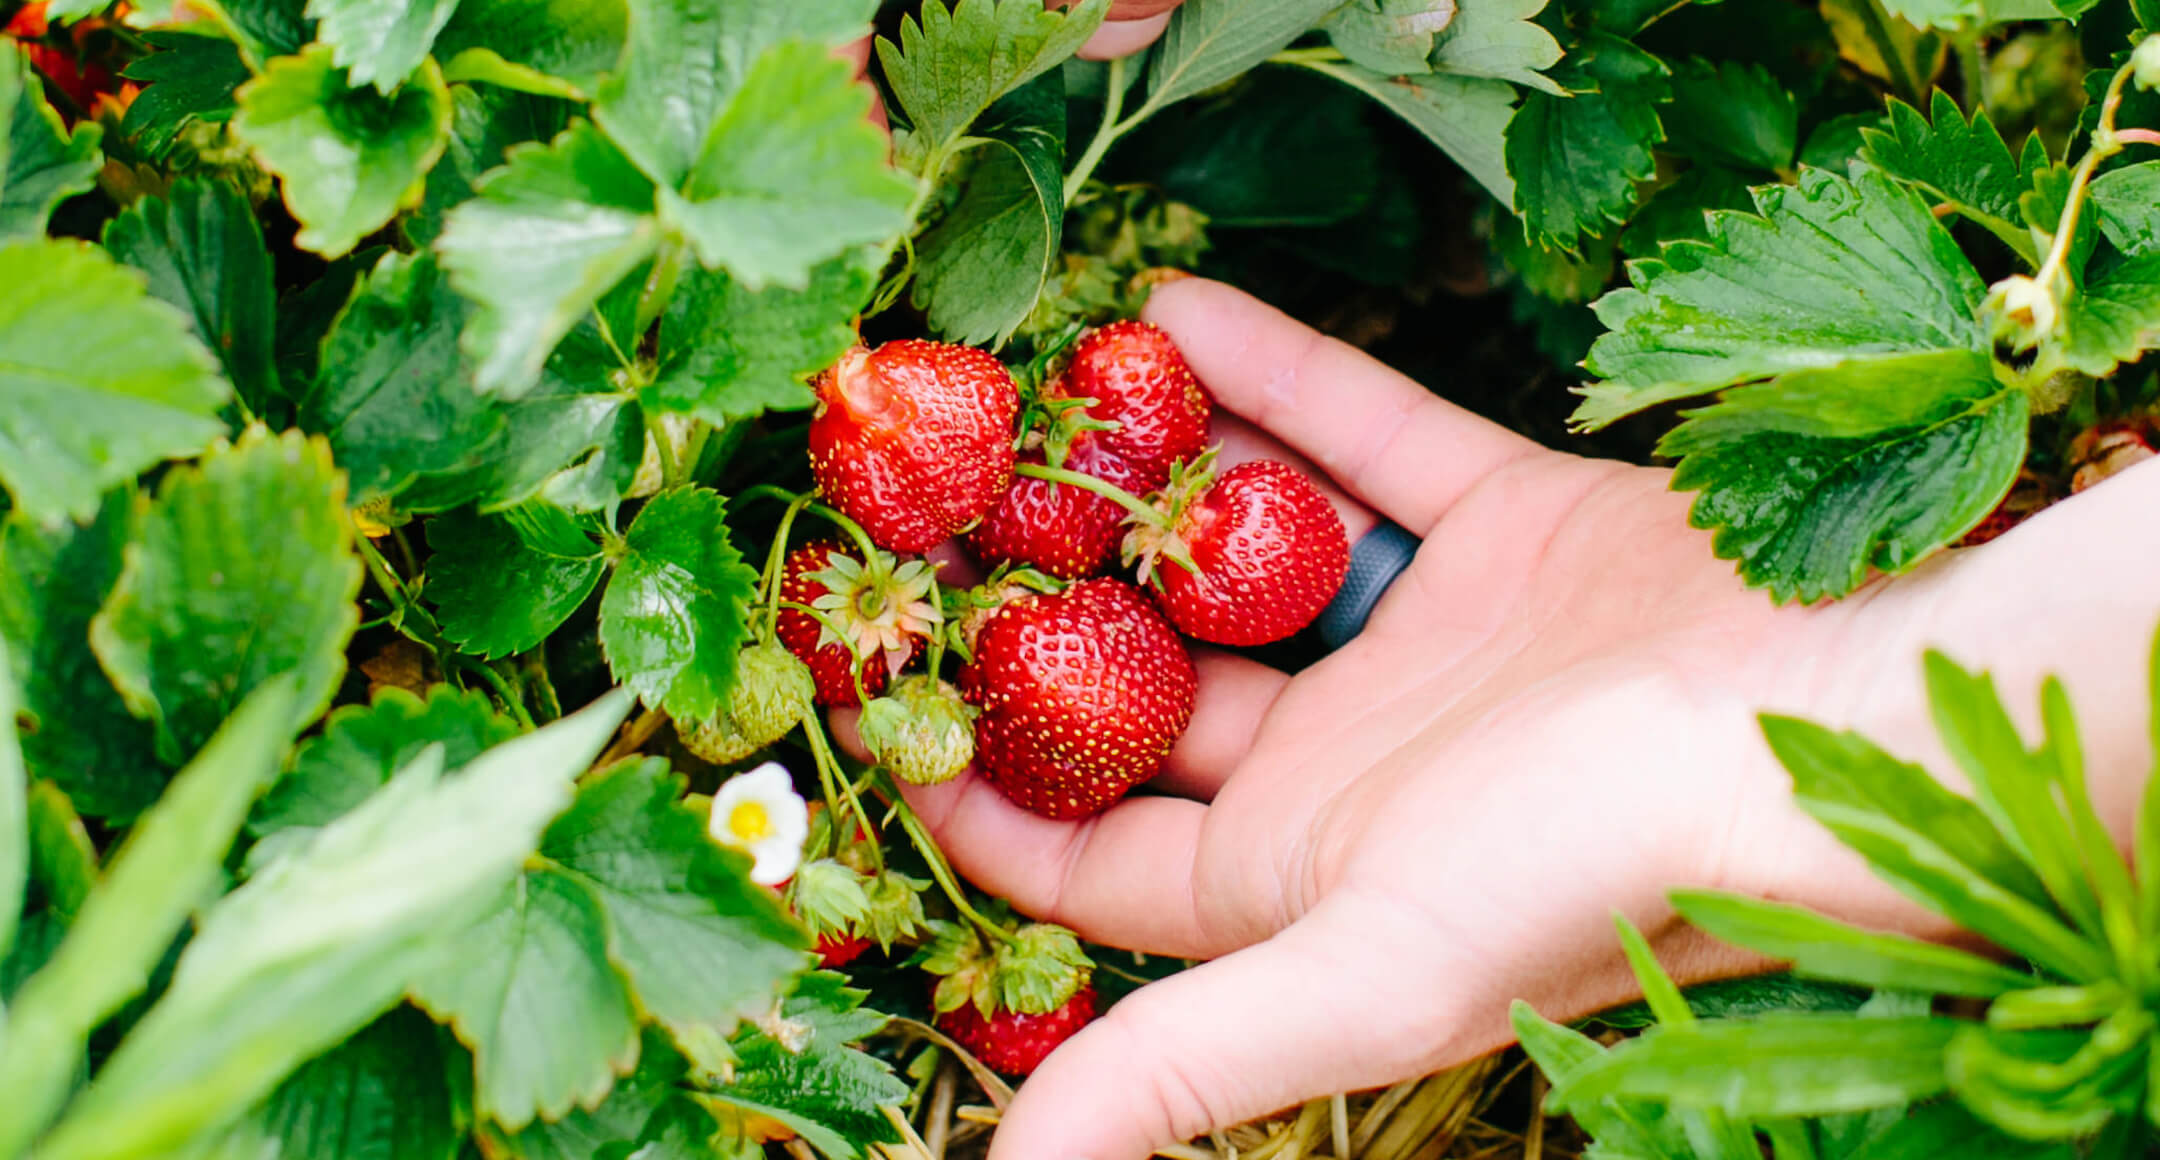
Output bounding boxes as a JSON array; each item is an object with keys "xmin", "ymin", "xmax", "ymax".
[{"xmin": 3, "ymin": 0, "xmax": 2160, "ymax": 1156}]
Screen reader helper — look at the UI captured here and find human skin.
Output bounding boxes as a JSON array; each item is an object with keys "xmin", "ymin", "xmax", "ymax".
[{"xmin": 852, "ymin": 277, "xmax": 2160, "ymax": 1160}]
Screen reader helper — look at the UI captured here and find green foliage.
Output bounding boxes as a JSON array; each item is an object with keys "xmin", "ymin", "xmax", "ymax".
[
  {"xmin": 1, "ymin": 47, "xmax": 101, "ymax": 239},
  {"xmin": 1525, "ymin": 628, "xmax": 2160, "ymax": 1150},
  {"xmin": 596, "ymin": 486, "xmax": 761, "ymax": 719},
  {"xmin": 0, "ymin": 240, "xmax": 227, "ymax": 526},
  {"xmin": 90, "ymin": 427, "xmax": 361, "ymax": 764}
]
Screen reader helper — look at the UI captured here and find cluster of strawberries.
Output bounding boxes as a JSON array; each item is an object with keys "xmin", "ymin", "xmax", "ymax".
[
  {"xmin": 690, "ymin": 321, "xmax": 1348, "ymax": 1074},
  {"xmin": 795, "ymin": 321, "xmax": 1347, "ymax": 818}
]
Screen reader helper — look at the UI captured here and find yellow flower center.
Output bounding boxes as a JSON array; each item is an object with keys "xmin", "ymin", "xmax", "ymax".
[{"xmin": 726, "ymin": 800, "xmax": 774, "ymax": 844}]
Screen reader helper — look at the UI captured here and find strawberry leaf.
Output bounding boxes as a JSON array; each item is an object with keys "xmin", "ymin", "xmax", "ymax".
[
  {"xmin": 1137, "ymin": 0, "xmax": 1342, "ymax": 117},
  {"xmin": 492, "ymin": 1027, "xmax": 694, "ymax": 1160},
  {"xmin": 598, "ymin": 487, "xmax": 761, "ymax": 720},
  {"xmin": 431, "ymin": 0, "xmax": 627, "ymax": 98},
  {"xmin": 1427, "ymin": 0, "xmax": 1563, "ymax": 93},
  {"xmin": 232, "ymin": 47, "xmax": 453, "ymax": 257},
  {"xmin": 408, "ymin": 867, "xmax": 639, "ymax": 1129},
  {"xmin": 537, "ymin": 759, "xmax": 806, "ymax": 1049},
  {"xmin": 90, "ymin": 427, "xmax": 362, "ymax": 764},
  {"xmin": 187, "ymin": 1006, "xmax": 464, "ymax": 1160},
  {"xmin": 2058, "ymin": 254, "xmax": 2160, "ymax": 377},
  {"xmin": 249, "ymin": 685, "xmax": 520, "ymax": 839},
  {"xmin": 1298, "ymin": 62, "xmax": 1517, "ymax": 206},
  {"xmin": 648, "ymin": 248, "xmax": 877, "ymax": 423},
  {"xmin": 1858, "ymin": 91, "xmax": 2049, "ymax": 264},
  {"xmin": 436, "ymin": 121, "xmax": 658, "ymax": 398},
  {"xmin": 911, "ymin": 74, "xmax": 1065, "ymax": 346},
  {"xmin": 702, "ymin": 971, "xmax": 905, "ymax": 1160},
  {"xmin": 426, "ymin": 503, "xmax": 608, "ymax": 660},
  {"xmin": 1661, "ymin": 60, "xmax": 1796, "ymax": 175},
  {"xmin": 1577, "ymin": 166, "xmax": 1986, "ymax": 430},
  {"xmin": 208, "ymin": 0, "xmax": 314, "ymax": 68},
  {"xmin": 119, "ymin": 31, "xmax": 250, "ymax": 163},
  {"xmin": 592, "ymin": 0, "xmax": 875, "ymax": 188},
  {"xmin": 307, "ymin": 0, "xmax": 461, "ymax": 94},
  {"xmin": 405, "ymin": 84, "xmax": 574, "ymax": 248},
  {"xmin": 33, "ymin": 693, "xmax": 630, "ymax": 1160},
  {"xmin": 306, "ymin": 251, "xmax": 505, "ymax": 505},
  {"xmin": 0, "ymin": 495, "xmax": 164, "ymax": 821},
  {"xmin": 1, "ymin": 47, "xmax": 102, "ymax": 241},
  {"xmin": 0, "ymin": 238, "xmax": 228, "ymax": 526},
  {"xmin": 876, "ymin": 0, "xmax": 1106, "ymax": 164},
  {"xmin": 656, "ymin": 41, "xmax": 913, "ymax": 290},
  {"xmin": 1660, "ymin": 350, "xmax": 2025, "ymax": 603},
  {"xmin": 1503, "ymin": 34, "xmax": 1669, "ymax": 250},
  {"xmin": 2088, "ymin": 161, "xmax": 2160, "ymax": 256},
  {"xmin": 103, "ymin": 179, "xmax": 283, "ymax": 423},
  {"xmin": 1323, "ymin": 0, "xmax": 1452, "ymax": 76}
]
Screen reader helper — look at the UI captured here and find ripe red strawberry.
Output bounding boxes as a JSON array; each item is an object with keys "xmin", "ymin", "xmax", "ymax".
[
  {"xmin": 1055, "ymin": 321, "xmax": 1210, "ymax": 483},
  {"xmin": 816, "ymin": 932, "xmax": 874, "ymax": 968},
  {"xmin": 1129, "ymin": 458, "xmax": 1349, "ymax": 646},
  {"xmin": 775, "ymin": 542, "xmax": 937, "ymax": 708},
  {"xmin": 808, "ymin": 340, "xmax": 1019, "ymax": 553},
  {"xmin": 964, "ymin": 443, "xmax": 1154, "ymax": 578},
  {"xmin": 935, "ymin": 986, "xmax": 1098, "ymax": 1076},
  {"xmin": 962, "ymin": 578, "xmax": 1196, "ymax": 819}
]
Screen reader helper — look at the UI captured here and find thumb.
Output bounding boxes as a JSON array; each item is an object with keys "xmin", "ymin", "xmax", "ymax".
[{"xmin": 987, "ymin": 892, "xmax": 1459, "ymax": 1160}]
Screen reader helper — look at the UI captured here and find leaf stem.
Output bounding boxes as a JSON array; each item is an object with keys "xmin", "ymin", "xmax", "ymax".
[
  {"xmin": 1063, "ymin": 55, "xmax": 1130, "ymax": 207},
  {"xmin": 801, "ymin": 715, "xmax": 885, "ymax": 874},
  {"xmin": 762, "ymin": 492, "xmax": 818, "ymax": 628},
  {"xmin": 1266, "ymin": 46, "xmax": 1344, "ymax": 65},
  {"xmin": 876, "ymin": 769, "xmax": 1011, "ymax": 945},
  {"xmin": 1012, "ymin": 461, "xmax": 1160, "ymax": 523},
  {"xmin": 807, "ymin": 501, "xmax": 888, "ymax": 565},
  {"xmin": 634, "ymin": 239, "xmax": 688, "ymax": 342},
  {"xmin": 2034, "ymin": 58, "xmax": 2142, "ymax": 297},
  {"xmin": 521, "ymin": 650, "xmax": 562, "ymax": 723},
  {"xmin": 469, "ymin": 661, "xmax": 536, "ymax": 731}
]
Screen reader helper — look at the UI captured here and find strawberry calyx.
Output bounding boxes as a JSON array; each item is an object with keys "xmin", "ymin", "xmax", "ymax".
[
  {"xmin": 917, "ymin": 918, "xmax": 1094, "ymax": 1019},
  {"xmin": 1120, "ymin": 446, "xmax": 1222, "ymax": 586},
  {"xmin": 802, "ymin": 550, "xmax": 940, "ymax": 679},
  {"xmin": 950, "ymin": 566, "xmax": 1064, "ymax": 658},
  {"xmin": 1032, "ymin": 394, "xmax": 1121, "ymax": 471}
]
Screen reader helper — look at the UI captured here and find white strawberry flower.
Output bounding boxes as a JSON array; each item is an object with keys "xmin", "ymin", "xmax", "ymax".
[{"xmin": 708, "ymin": 762, "xmax": 810, "ymax": 886}]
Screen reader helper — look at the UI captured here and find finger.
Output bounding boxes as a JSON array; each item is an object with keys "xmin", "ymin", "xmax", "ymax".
[
  {"xmin": 1079, "ymin": 11, "xmax": 1172, "ymax": 58},
  {"xmin": 988, "ymin": 891, "xmax": 1452, "ymax": 1160},
  {"xmin": 1143, "ymin": 277, "xmax": 1546, "ymax": 535},
  {"xmin": 1156, "ymin": 647, "xmax": 1286, "ymax": 800},
  {"xmin": 896, "ymin": 772, "xmax": 1225, "ymax": 956}
]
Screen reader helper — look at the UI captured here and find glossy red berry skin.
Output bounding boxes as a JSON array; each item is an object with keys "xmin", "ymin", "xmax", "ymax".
[
  {"xmin": 1151, "ymin": 461, "xmax": 1348, "ymax": 647},
  {"xmin": 809, "ymin": 341, "xmax": 1019, "ymax": 553},
  {"xmin": 775, "ymin": 543, "xmax": 915, "ymax": 708},
  {"xmin": 1058, "ymin": 321, "xmax": 1210, "ymax": 482},
  {"xmin": 965, "ymin": 443, "xmax": 1152, "ymax": 579},
  {"xmin": 962, "ymin": 579, "xmax": 1196, "ymax": 820},
  {"xmin": 935, "ymin": 987, "xmax": 1099, "ymax": 1076}
]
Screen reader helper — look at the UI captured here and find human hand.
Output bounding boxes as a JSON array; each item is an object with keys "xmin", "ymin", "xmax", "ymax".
[
  {"xmin": 878, "ymin": 277, "xmax": 2160, "ymax": 1159},
  {"xmin": 1076, "ymin": 0, "xmax": 1185, "ymax": 59}
]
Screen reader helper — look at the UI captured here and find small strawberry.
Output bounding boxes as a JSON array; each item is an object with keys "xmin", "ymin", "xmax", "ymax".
[
  {"xmin": 1054, "ymin": 320, "xmax": 1210, "ymax": 482},
  {"xmin": 858, "ymin": 674, "xmax": 978, "ymax": 785},
  {"xmin": 678, "ymin": 638, "xmax": 816, "ymax": 765},
  {"xmin": 2070, "ymin": 419, "xmax": 2157, "ymax": 494},
  {"xmin": 786, "ymin": 854, "xmax": 929, "ymax": 968},
  {"xmin": 963, "ymin": 578, "xmax": 1196, "ymax": 819},
  {"xmin": 1127, "ymin": 456, "xmax": 1349, "ymax": 647},
  {"xmin": 776, "ymin": 542, "xmax": 938, "ymax": 708},
  {"xmin": 936, "ymin": 986, "xmax": 1098, "ymax": 1076},
  {"xmin": 964, "ymin": 443, "xmax": 1155, "ymax": 579},
  {"xmin": 921, "ymin": 920, "xmax": 1097, "ymax": 1076},
  {"xmin": 808, "ymin": 340, "xmax": 1020, "ymax": 553}
]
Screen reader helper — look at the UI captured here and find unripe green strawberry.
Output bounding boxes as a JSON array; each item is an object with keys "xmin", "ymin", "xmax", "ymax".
[
  {"xmin": 679, "ymin": 639, "xmax": 816, "ymax": 764},
  {"xmin": 858, "ymin": 675, "xmax": 978, "ymax": 785}
]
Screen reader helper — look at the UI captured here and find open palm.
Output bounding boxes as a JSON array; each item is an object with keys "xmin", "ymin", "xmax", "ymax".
[{"xmin": 890, "ymin": 277, "xmax": 2160, "ymax": 1160}]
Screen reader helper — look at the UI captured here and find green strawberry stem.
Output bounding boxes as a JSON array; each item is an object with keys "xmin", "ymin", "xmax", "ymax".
[
  {"xmin": 1062, "ymin": 55, "xmax": 1128, "ymax": 208},
  {"xmin": 799, "ymin": 711, "xmax": 886, "ymax": 875},
  {"xmin": 875, "ymin": 768, "xmax": 1013, "ymax": 947},
  {"xmin": 1012, "ymin": 461, "xmax": 1162, "ymax": 523},
  {"xmin": 924, "ymin": 572, "xmax": 950, "ymax": 676},
  {"xmin": 2035, "ymin": 55, "xmax": 2146, "ymax": 305},
  {"xmin": 808, "ymin": 501, "xmax": 889, "ymax": 569},
  {"xmin": 775, "ymin": 598, "xmax": 879, "ymax": 707},
  {"xmin": 761, "ymin": 492, "xmax": 818, "ymax": 631}
]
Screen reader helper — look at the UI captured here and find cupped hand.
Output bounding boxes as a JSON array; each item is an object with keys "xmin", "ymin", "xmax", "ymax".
[{"xmin": 882, "ymin": 277, "xmax": 2160, "ymax": 1160}]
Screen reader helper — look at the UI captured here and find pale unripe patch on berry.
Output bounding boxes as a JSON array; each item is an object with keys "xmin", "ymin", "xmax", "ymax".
[
  {"xmin": 709, "ymin": 762, "xmax": 809, "ymax": 886},
  {"xmin": 2135, "ymin": 34, "xmax": 2160, "ymax": 91}
]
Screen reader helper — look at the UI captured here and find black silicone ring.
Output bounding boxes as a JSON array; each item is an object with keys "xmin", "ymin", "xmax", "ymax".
[{"xmin": 1315, "ymin": 522, "xmax": 1420, "ymax": 649}]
